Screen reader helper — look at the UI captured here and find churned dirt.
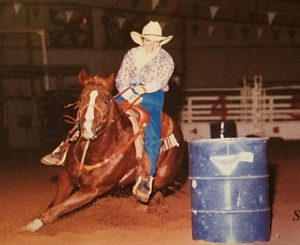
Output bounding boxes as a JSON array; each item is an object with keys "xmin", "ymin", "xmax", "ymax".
[{"xmin": 0, "ymin": 139, "xmax": 300, "ymax": 245}]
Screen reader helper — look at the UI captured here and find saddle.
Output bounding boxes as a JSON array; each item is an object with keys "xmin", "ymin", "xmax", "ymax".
[{"xmin": 118, "ymin": 101, "xmax": 173, "ymax": 140}]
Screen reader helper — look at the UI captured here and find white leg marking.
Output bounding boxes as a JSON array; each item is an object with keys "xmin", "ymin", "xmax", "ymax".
[{"xmin": 22, "ymin": 218, "xmax": 43, "ymax": 232}]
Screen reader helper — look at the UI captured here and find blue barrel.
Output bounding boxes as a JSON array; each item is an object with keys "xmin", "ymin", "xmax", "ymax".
[{"xmin": 188, "ymin": 138, "xmax": 270, "ymax": 243}]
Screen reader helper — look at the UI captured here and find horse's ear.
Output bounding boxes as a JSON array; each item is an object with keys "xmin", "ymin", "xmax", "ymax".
[
  {"xmin": 79, "ymin": 69, "xmax": 89, "ymax": 86},
  {"xmin": 107, "ymin": 73, "xmax": 115, "ymax": 82},
  {"xmin": 106, "ymin": 73, "xmax": 115, "ymax": 93}
]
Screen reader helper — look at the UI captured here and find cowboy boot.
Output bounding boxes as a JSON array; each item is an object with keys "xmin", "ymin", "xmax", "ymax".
[
  {"xmin": 40, "ymin": 127, "xmax": 79, "ymax": 166},
  {"xmin": 132, "ymin": 174, "xmax": 154, "ymax": 203},
  {"xmin": 40, "ymin": 141, "xmax": 69, "ymax": 166}
]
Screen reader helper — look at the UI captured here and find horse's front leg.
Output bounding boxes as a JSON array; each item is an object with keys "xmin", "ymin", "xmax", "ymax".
[
  {"xmin": 49, "ymin": 170, "xmax": 74, "ymax": 207},
  {"xmin": 23, "ymin": 182, "xmax": 115, "ymax": 232},
  {"xmin": 43, "ymin": 181, "xmax": 116, "ymax": 223}
]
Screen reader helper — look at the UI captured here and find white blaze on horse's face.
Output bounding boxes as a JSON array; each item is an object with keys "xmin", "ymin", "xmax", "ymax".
[{"xmin": 82, "ymin": 90, "xmax": 98, "ymax": 139}]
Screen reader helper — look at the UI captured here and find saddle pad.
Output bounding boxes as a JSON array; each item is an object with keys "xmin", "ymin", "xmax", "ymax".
[{"xmin": 118, "ymin": 101, "xmax": 179, "ymax": 155}]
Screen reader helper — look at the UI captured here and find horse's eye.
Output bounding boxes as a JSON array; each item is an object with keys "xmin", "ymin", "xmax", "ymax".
[{"xmin": 104, "ymin": 97, "xmax": 110, "ymax": 104}]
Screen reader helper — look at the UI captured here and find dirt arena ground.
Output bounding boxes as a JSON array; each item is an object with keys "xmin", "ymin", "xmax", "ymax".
[{"xmin": 0, "ymin": 139, "xmax": 299, "ymax": 245}]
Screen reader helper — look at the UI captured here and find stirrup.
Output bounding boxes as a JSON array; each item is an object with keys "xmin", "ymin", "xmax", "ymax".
[
  {"xmin": 132, "ymin": 175, "xmax": 154, "ymax": 203},
  {"xmin": 40, "ymin": 141, "xmax": 67, "ymax": 166}
]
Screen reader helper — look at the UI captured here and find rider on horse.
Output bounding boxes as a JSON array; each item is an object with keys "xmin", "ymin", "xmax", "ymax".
[
  {"xmin": 115, "ymin": 21, "xmax": 174, "ymax": 197},
  {"xmin": 41, "ymin": 21, "xmax": 175, "ymax": 200}
]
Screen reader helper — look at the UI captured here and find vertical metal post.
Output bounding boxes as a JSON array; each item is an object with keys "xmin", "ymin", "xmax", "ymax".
[
  {"xmin": 180, "ymin": 18, "xmax": 186, "ymax": 83},
  {"xmin": 38, "ymin": 29, "xmax": 50, "ymax": 91}
]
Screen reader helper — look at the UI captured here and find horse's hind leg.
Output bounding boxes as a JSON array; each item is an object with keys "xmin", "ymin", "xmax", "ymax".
[
  {"xmin": 50, "ymin": 170, "xmax": 74, "ymax": 206},
  {"xmin": 154, "ymin": 121, "xmax": 185, "ymax": 191}
]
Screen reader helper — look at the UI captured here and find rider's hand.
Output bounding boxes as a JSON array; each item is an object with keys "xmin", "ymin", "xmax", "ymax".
[
  {"xmin": 132, "ymin": 85, "xmax": 147, "ymax": 95},
  {"xmin": 128, "ymin": 94, "xmax": 142, "ymax": 105},
  {"xmin": 121, "ymin": 87, "xmax": 143, "ymax": 105}
]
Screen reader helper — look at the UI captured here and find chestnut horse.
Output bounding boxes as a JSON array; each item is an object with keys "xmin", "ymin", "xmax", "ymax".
[{"xmin": 23, "ymin": 70, "xmax": 185, "ymax": 232}]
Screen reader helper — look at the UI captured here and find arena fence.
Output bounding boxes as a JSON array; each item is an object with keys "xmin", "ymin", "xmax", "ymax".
[{"xmin": 179, "ymin": 76, "xmax": 300, "ymax": 140}]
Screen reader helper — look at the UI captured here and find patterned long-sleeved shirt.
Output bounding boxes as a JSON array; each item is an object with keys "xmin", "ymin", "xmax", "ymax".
[{"xmin": 116, "ymin": 46, "xmax": 174, "ymax": 97}]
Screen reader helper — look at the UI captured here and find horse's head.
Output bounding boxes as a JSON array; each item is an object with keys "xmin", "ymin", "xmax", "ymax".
[{"xmin": 77, "ymin": 69, "xmax": 115, "ymax": 140}]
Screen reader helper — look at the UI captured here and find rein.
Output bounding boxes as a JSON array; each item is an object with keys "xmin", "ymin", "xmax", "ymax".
[
  {"xmin": 90, "ymin": 89, "xmax": 142, "ymax": 140},
  {"xmin": 83, "ymin": 125, "xmax": 145, "ymax": 172},
  {"xmin": 77, "ymin": 139, "xmax": 90, "ymax": 182},
  {"xmin": 75, "ymin": 86, "xmax": 144, "ymax": 178}
]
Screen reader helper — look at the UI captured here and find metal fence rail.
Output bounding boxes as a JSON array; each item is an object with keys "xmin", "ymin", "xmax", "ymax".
[
  {"xmin": 179, "ymin": 83, "xmax": 300, "ymax": 140},
  {"xmin": 180, "ymin": 95, "xmax": 300, "ymax": 122}
]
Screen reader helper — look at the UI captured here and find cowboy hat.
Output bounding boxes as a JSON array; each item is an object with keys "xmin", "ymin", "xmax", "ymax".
[{"xmin": 130, "ymin": 21, "xmax": 173, "ymax": 46}]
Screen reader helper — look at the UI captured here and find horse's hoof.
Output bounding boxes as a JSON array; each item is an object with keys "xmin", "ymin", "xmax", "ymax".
[
  {"xmin": 150, "ymin": 191, "xmax": 166, "ymax": 206},
  {"xmin": 21, "ymin": 219, "xmax": 43, "ymax": 232}
]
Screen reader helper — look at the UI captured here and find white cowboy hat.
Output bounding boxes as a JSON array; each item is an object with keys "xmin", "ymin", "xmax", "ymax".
[{"xmin": 130, "ymin": 21, "xmax": 173, "ymax": 46}]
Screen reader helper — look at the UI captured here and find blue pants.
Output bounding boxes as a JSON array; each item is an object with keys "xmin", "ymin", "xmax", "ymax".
[{"xmin": 116, "ymin": 90, "xmax": 164, "ymax": 176}]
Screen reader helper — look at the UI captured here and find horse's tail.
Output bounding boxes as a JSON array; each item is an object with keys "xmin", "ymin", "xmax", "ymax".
[{"xmin": 161, "ymin": 158, "xmax": 188, "ymax": 195}]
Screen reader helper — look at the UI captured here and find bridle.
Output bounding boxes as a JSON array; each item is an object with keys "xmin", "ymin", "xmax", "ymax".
[
  {"xmin": 76, "ymin": 86, "xmax": 141, "ymax": 139},
  {"xmin": 74, "ymin": 85, "xmax": 143, "ymax": 181},
  {"xmin": 77, "ymin": 101, "xmax": 104, "ymax": 140}
]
